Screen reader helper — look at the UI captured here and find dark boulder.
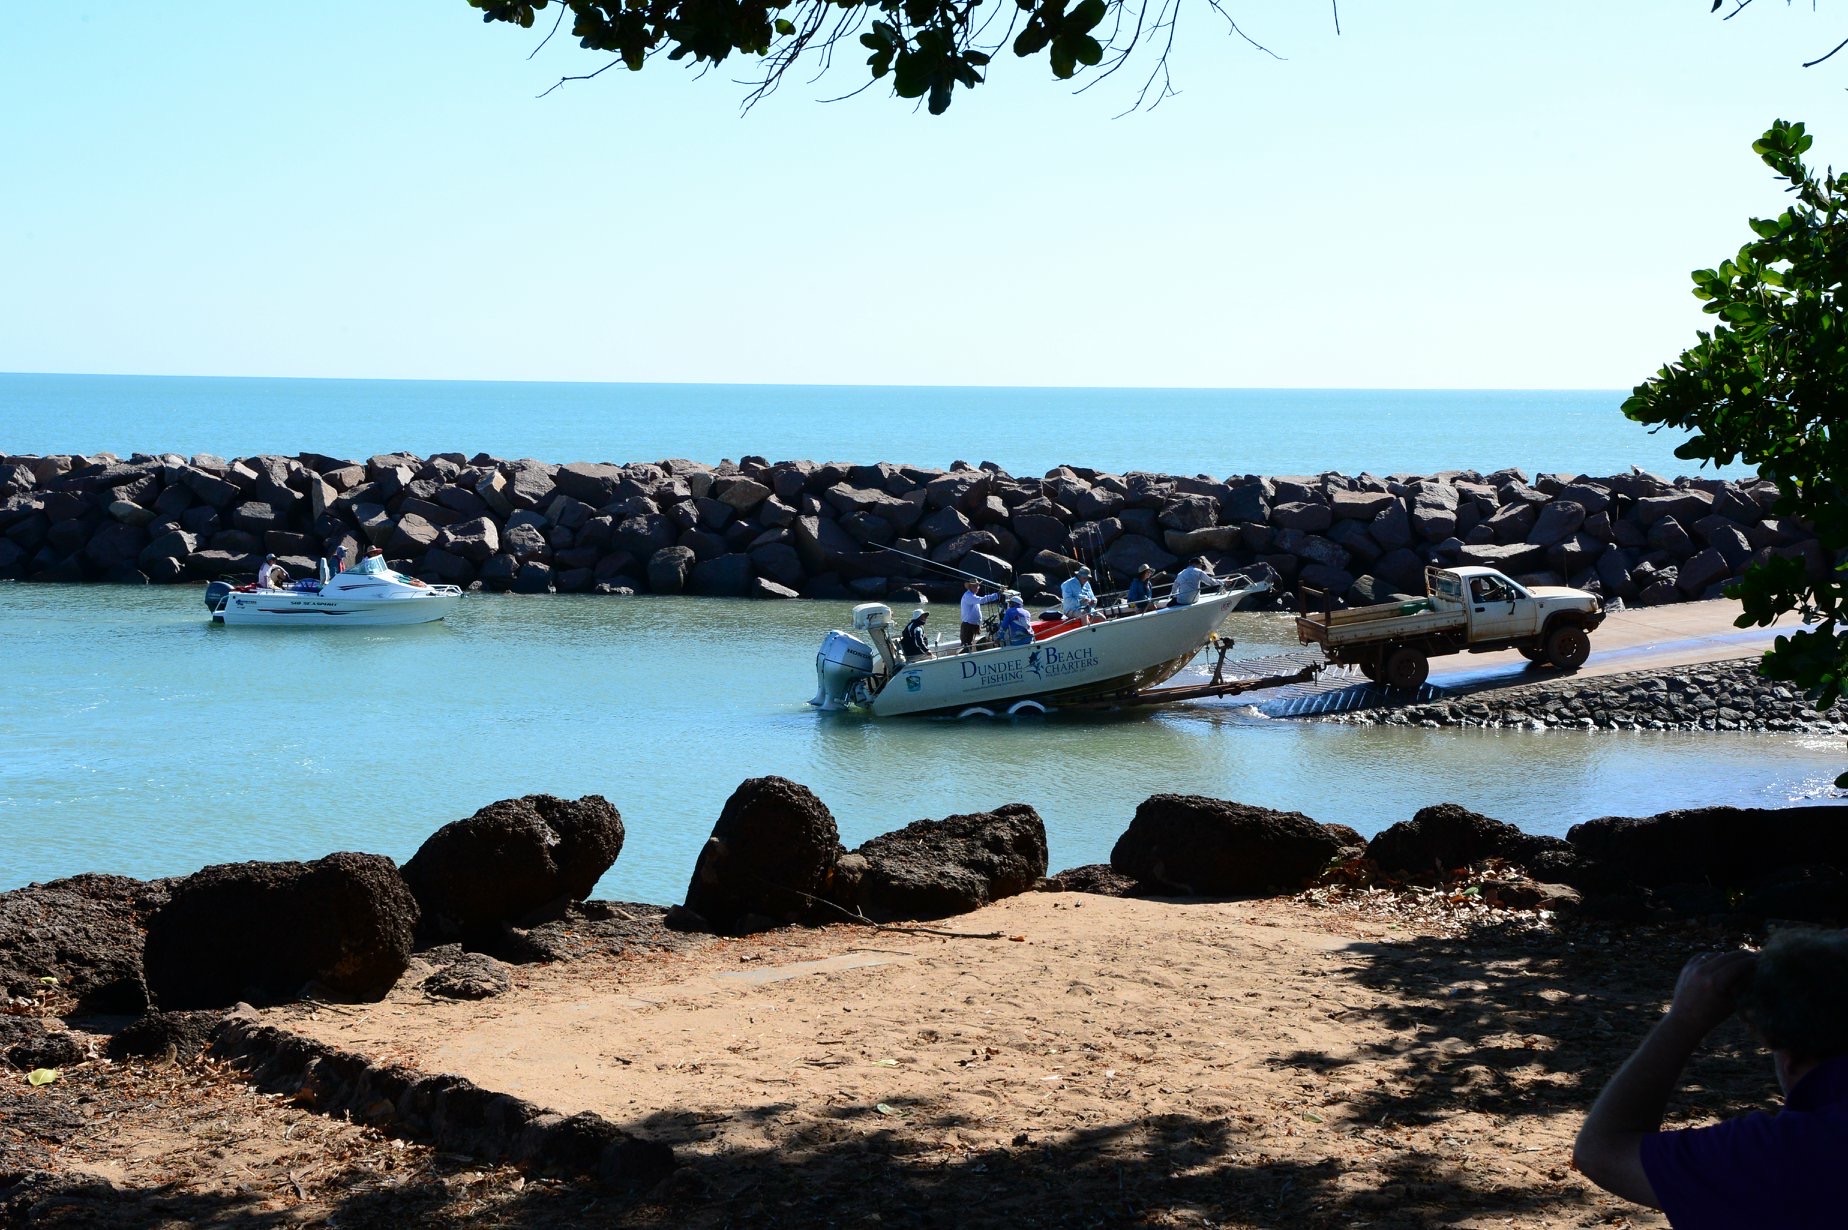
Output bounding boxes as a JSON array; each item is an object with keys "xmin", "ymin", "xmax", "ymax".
[
  {"xmin": 1110, "ymin": 795, "xmax": 1343, "ymax": 896},
  {"xmin": 647, "ymin": 545, "xmax": 695, "ymax": 594},
  {"xmin": 0, "ymin": 873, "xmax": 170, "ymax": 1013},
  {"xmin": 144, "ymin": 852, "xmax": 418, "ymax": 1009},
  {"xmin": 1568, "ymin": 805, "xmax": 1848, "ymax": 891},
  {"xmin": 1364, "ymin": 803, "xmax": 1565, "ymax": 881},
  {"xmin": 402, "ymin": 794, "xmax": 625, "ymax": 944},
  {"xmin": 843, "ymin": 804, "xmax": 1048, "ymax": 922},
  {"xmin": 682, "ymin": 776, "xmax": 840, "ymax": 934}
]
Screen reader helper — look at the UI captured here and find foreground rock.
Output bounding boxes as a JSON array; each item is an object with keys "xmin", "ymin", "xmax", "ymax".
[
  {"xmin": 0, "ymin": 873, "xmax": 170, "ymax": 1013},
  {"xmin": 1110, "ymin": 794, "xmax": 1345, "ymax": 895},
  {"xmin": 402, "ymin": 794, "xmax": 625, "ymax": 944},
  {"xmin": 835, "ymin": 804, "xmax": 1048, "ymax": 921},
  {"xmin": 681, "ymin": 776, "xmax": 841, "ymax": 934},
  {"xmin": 1365, "ymin": 804, "xmax": 1570, "ymax": 883},
  {"xmin": 143, "ymin": 853, "xmax": 418, "ymax": 1010}
]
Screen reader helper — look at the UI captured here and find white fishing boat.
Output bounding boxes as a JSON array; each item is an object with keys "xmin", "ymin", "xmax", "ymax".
[
  {"xmin": 204, "ymin": 567, "xmax": 462, "ymax": 627},
  {"xmin": 809, "ymin": 582, "xmax": 1270, "ymax": 717}
]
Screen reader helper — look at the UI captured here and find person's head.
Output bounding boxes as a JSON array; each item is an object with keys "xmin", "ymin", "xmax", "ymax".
[
  {"xmin": 1137, "ymin": 563, "xmax": 1152, "ymax": 577},
  {"xmin": 1192, "ymin": 556, "xmax": 1209, "ymax": 571},
  {"xmin": 964, "ymin": 578, "xmax": 980, "ymax": 590},
  {"xmin": 912, "ymin": 609, "xmax": 927, "ymax": 621},
  {"xmin": 1741, "ymin": 928, "xmax": 1848, "ymax": 1086},
  {"xmin": 366, "ymin": 546, "xmax": 383, "ymax": 557},
  {"xmin": 1007, "ymin": 595, "xmax": 1023, "ymax": 607},
  {"xmin": 265, "ymin": 553, "xmax": 277, "ymax": 562},
  {"xmin": 1075, "ymin": 565, "xmax": 1091, "ymax": 578}
]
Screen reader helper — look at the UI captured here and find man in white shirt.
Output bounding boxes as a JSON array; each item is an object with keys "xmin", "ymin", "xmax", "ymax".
[
  {"xmin": 959, "ymin": 578, "xmax": 1001, "ymax": 652},
  {"xmin": 1170, "ymin": 557, "xmax": 1223, "ymax": 607},
  {"xmin": 255, "ymin": 553, "xmax": 286, "ymax": 589}
]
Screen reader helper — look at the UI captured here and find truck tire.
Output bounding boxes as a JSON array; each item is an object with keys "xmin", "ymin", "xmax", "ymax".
[
  {"xmin": 1543, "ymin": 623, "xmax": 1590, "ymax": 670},
  {"xmin": 1383, "ymin": 646, "xmax": 1429, "ymax": 691},
  {"xmin": 1517, "ymin": 645, "xmax": 1546, "ymax": 664}
]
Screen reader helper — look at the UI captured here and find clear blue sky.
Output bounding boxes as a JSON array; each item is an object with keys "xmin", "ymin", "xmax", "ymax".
[{"xmin": 2, "ymin": 2, "xmax": 1843, "ymax": 388}]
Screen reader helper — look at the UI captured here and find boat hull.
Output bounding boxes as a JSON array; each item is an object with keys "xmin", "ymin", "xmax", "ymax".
[
  {"xmin": 212, "ymin": 590, "xmax": 461, "ymax": 627},
  {"xmin": 867, "ymin": 587, "xmax": 1255, "ymax": 717}
]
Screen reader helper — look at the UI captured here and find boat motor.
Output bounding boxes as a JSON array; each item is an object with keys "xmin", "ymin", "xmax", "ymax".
[
  {"xmin": 809, "ymin": 604, "xmax": 899, "ymax": 711},
  {"xmin": 203, "ymin": 580, "xmax": 234, "ymax": 611},
  {"xmin": 810, "ymin": 630, "xmax": 877, "ymax": 710}
]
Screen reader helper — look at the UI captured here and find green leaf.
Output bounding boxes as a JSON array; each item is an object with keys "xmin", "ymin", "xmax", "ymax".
[
  {"xmin": 1013, "ymin": 24, "xmax": 1048, "ymax": 56},
  {"xmin": 1050, "ymin": 42, "xmax": 1076, "ymax": 78},
  {"xmin": 1068, "ymin": 0, "xmax": 1106, "ymax": 33},
  {"xmin": 27, "ymin": 1069, "xmax": 57, "ymax": 1087},
  {"xmin": 1073, "ymin": 34, "xmax": 1102, "ymax": 66},
  {"xmin": 774, "ymin": 18, "xmax": 794, "ymax": 34}
]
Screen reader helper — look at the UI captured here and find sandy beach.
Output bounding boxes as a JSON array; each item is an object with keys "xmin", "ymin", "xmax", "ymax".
[{"xmin": 5, "ymin": 889, "xmax": 1778, "ymax": 1228}]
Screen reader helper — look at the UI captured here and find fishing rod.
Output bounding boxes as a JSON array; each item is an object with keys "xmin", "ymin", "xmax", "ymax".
[{"xmin": 869, "ymin": 541, "xmax": 1005, "ymax": 588}]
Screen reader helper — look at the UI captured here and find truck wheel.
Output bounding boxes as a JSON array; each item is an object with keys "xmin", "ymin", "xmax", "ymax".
[
  {"xmin": 1383, "ymin": 647, "xmax": 1429, "ymax": 691},
  {"xmin": 1516, "ymin": 646, "xmax": 1546, "ymax": 664},
  {"xmin": 1544, "ymin": 624, "xmax": 1590, "ymax": 670}
]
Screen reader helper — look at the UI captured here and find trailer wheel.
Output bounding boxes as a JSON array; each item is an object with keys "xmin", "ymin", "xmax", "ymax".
[
  {"xmin": 1358, "ymin": 659, "xmax": 1383, "ymax": 683},
  {"xmin": 1544, "ymin": 624, "xmax": 1590, "ymax": 670},
  {"xmin": 1383, "ymin": 646, "xmax": 1429, "ymax": 691}
]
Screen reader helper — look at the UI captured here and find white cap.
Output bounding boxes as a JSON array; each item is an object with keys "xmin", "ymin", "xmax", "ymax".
[{"xmin": 912, "ymin": 609, "xmax": 927, "ymax": 618}]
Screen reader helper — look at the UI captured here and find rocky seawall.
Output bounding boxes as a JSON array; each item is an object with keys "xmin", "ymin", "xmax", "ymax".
[
  {"xmin": 0, "ymin": 451, "xmax": 1828, "ymax": 608},
  {"xmin": 1325, "ymin": 656, "xmax": 1848, "ymax": 734}
]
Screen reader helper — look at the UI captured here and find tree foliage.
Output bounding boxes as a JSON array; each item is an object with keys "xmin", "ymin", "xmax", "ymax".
[
  {"xmin": 1623, "ymin": 120, "xmax": 1848, "ymax": 781},
  {"xmin": 466, "ymin": 0, "xmax": 1296, "ymax": 113}
]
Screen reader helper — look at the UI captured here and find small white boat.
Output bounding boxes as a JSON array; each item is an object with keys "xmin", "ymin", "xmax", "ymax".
[
  {"xmin": 810, "ymin": 582, "xmax": 1269, "ymax": 717},
  {"xmin": 204, "ymin": 567, "xmax": 462, "ymax": 627}
]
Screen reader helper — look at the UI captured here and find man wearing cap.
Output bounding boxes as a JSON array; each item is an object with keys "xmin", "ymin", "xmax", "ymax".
[
  {"xmin": 1060, "ymin": 565, "xmax": 1098, "ymax": 618},
  {"xmin": 959, "ymin": 578, "xmax": 1001, "ymax": 652},
  {"xmin": 901, "ymin": 607, "xmax": 932, "ymax": 659},
  {"xmin": 255, "ymin": 553, "xmax": 287, "ymax": 589},
  {"xmin": 997, "ymin": 593, "xmax": 1034, "ymax": 646},
  {"xmin": 1127, "ymin": 562, "xmax": 1156, "ymax": 613},
  {"xmin": 1170, "ymin": 557, "xmax": 1223, "ymax": 608}
]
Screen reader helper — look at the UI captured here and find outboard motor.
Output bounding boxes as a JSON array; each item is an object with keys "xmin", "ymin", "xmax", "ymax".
[
  {"xmin": 810, "ymin": 630, "xmax": 876, "ymax": 710},
  {"xmin": 203, "ymin": 580, "xmax": 234, "ymax": 611},
  {"xmin": 809, "ymin": 604, "xmax": 898, "ymax": 711}
]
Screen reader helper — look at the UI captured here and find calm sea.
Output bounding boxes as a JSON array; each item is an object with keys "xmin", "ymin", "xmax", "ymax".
[
  {"xmin": 0, "ymin": 374, "xmax": 1752, "ymax": 482},
  {"xmin": 1, "ymin": 589, "xmax": 1839, "ymax": 905},
  {"xmin": 0, "ymin": 373, "xmax": 1794, "ymax": 905}
]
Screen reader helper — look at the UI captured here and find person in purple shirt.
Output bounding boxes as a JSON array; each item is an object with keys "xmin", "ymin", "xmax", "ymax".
[{"xmin": 1573, "ymin": 928, "xmax": 1848, "ymax": 1228}]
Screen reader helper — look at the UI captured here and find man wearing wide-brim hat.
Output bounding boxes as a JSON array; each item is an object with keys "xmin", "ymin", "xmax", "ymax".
[{"xmin": 1060, "ymin": 564, "xmax": 1098, "ymax": 618}]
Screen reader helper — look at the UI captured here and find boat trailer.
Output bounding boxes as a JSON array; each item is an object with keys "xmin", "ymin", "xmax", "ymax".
[{"xmin": 1038, "ymin": 636, "xmax": 1323, "ymax": 714}]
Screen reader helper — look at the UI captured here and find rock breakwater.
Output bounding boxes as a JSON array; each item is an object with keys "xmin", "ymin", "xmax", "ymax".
[
  {"xmin": 1324, "ymin": 657, "xmax": 1848, "ymax": 734},
  {"xmin": 0, "ymin": 451, "xmax": 1824, "ymax": 608}
]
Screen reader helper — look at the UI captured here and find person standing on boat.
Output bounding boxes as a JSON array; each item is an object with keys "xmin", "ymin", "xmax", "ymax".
[
  {"xmin": 353, "ymin": 546, "xmax": 389, "ymax": 575},
  {"xmin": 997, "ymin": 595, "xmax": 1034, "ymax": 646},
  {"xmin": 960, "ymin": 578, "xmax": 1001, "ymax": 652},
  {"xmin": 1060, "ymin": 566, "xmax": 1098, "ymax": 618},
  {"xmin": 255, "ymin": 553, "xmax": 287, "ymax": 589},
  {"xmin": 901, "ymin": 608, "xmax": 932, "ymax": 659},
  {"xmin": 1170, "ymin": 557, "xmax": 1224, "ymax": 608},
  {"xmin": 1127, "ymin": 563, "xmax": 1156, "ymax": 613}
]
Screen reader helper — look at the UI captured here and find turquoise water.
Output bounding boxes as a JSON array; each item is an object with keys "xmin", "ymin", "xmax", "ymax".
[
  {"xmin": 0, "ymin": 374, "xmax": 1752, "ymax": 482},
  {"xmin": 2, "ymin": 585, "xmax": 1838, "ymax": 904}
]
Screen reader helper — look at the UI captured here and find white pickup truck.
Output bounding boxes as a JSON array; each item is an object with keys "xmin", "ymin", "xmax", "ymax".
[{"xmin": 1295, "ymin": 565, "xmax": 1606, "ymax": 690}]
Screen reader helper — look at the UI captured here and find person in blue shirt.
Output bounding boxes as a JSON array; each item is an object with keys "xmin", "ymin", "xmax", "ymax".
[
  {"xmin": 1060, "ymin": 566, "xmax": 1097, "ymax": 618},
  {"xmin": 1126, "ymin": 563, "xmax": 1156, "ymax": 613},
  {"xmin": 997, "ymin": 595, "xmax": 1034, "ymax": 646},
  {"xmin": 1575, "ymin": 928, "xmax": 1848, "ymax": 1228}
]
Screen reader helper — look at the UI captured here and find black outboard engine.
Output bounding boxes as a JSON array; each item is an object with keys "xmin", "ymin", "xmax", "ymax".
[{"xmin": 203, "ymin": 580, "xmax": 235, "ymax": 611}]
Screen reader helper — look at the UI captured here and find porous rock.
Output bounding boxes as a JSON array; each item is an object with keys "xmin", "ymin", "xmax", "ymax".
[
  {"xmin": 1364, "ymin": 803, "xmax": 1565, "ymax": 880},
  {"xmin": 423, "ymin": 952, "xmax": 515, "ymax": 1000},
  {"xmin": 682, "ymin": 776, "xmax": 840, "ymax": 934},
  {"xmin": 1110, "ymin": 794, "xmax": 1344, "ymax": 896},
  {"xmin": 0, "ymin": 873, "xmax": 170, "ymax": 1013},
  {"xmin": 143, "ymin": 852, "xmax": 418, "ymax": 1010},
  {"xmin": 844, "ymin": 804, "xmax": 1048, "ymax": 921},
  {"xmin": 402, "ymin": 795, "xmax": 625, "ymax": 944}
]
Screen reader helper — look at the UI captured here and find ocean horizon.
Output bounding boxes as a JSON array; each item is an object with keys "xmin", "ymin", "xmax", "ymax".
[{"xmin": 0, "ymin": 373, "xmax": 1752, "ymax": 484}]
